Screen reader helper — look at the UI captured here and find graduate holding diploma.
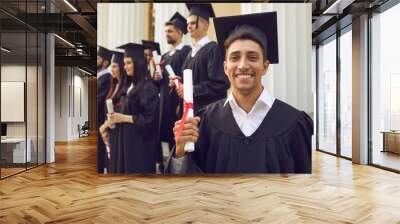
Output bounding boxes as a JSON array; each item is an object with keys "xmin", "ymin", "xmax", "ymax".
[
  {"xmin": 97, "ymin": 46, "xmax": 113, "ymax": 173},
  {"xmin": 99, "ymin": 51, "xmax": 128, "ymax": 171},
  {"xmin": 103, "ymin": 43, "xmax": 160, "ymax": 174},
  {"xmin": 166, "ymin": 12, "xmax": 313, "ymax": 174},
  {"xmin": 157, "ymin": 12, "xmax": 191, "ymax": 152}
]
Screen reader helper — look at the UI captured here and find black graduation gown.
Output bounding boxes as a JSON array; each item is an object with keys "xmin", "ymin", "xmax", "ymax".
[
  {"xmin": 159, "ymin": 45, "xmax": 191, "ymax": 148},
  {"xmin": 181, "ymin": 42, "xmax": 230, "ymax": 116},
  {"xmin": 166, "ymin": 99, "xmax": 313, "ymax": 174},
  {"xmin": 97, "ymin": 72, "xmax": 112, "ymax": 173},
  {"xmin": 109, "ymin": 78, "xmax": 160, "ymax": 174}
]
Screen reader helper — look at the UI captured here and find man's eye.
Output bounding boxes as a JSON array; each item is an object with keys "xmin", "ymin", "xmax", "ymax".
[
  {"xmin": 230, "ymin": 55, "xmax": 239, "ymax": 61},
  {"xmin": 249, "ymin": 56, "xmax": 258, "ymax": 61}
]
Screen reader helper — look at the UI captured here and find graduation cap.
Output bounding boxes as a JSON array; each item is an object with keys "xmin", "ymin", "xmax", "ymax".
[
  {"xmin": 141, "ymin": 40, "xmax": 161, "ymax": 55},
  {"xmin": 165, "ymin": 12, "xmax": 188, "ymax": 34},
  {"xmin": 186, "ymin": 3, "xmax": 215, "ymax": 20},
  {"xmin": 213, "ymin": 11, "xmax": 279, "ymax": 64},
  {"xmin": 111, "ymin": 51, "xmax": 124, "ymax": 65},
  {"xmin": 117, "ymin": 43, "xmax": 147, "ymax": 61},
  {"xmin": 97, "ymin": 46, "xmax": 112, "ymax": 62}
]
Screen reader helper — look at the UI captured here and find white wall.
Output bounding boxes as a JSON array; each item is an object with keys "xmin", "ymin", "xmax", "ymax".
[
  {"xmin": 312, "ymin": 45, "xmax": 317, "ymax": 149},
  {"xmin": 1, "ymin": 63, "xmax": 46, "ymax": 163},
  {"xmin": 1, "ymin": 65, "xmax": 34, "ymax": 137},
  {"xmin": 241, "ymin": 3, "xmax": 313, "ymax": 114},
  {"xmin": 54, "ymin": 67, "xmax": 89, "ymax": 141}
]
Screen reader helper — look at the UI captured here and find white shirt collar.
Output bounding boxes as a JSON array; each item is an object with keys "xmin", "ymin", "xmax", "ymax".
[
  {"xmin": 191, "ymin": 36, "xmax": 210, "ymax": 57},
  {"xmin": 224, "ymin": 87, "xmax": 275, "ymax": 109},
  {"xmin": 169, "ymin": 42, "xmax": 185, "ymax": 56},
  {"xmin": 224, "ymin": 87, "xmax": 275, "ymax": 137},
  {"xmin": 97, "ymin": 68, "xmax": 110, "ymax": 79},
  {"xmin": 174, "ymin": 42, "xmax": 185, "ymax": 50},
  {"xmin": 192, "ymin": 36, "xmax": 210, "ymax": 48}
]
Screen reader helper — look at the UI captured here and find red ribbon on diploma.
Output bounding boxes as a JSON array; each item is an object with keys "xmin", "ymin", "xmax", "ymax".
[{"xmin": 175, "ymin": 101, "xmax": 193, "ymax": 139}]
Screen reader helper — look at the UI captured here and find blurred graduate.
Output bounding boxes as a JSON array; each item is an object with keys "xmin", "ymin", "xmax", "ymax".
[
  {"xmin": 97, "ymin": 46, "xmax": 113, "ymax": 173},
  {"xmin": 102, "ymin": 43, "xmax": 160, "ymax": 173},
  {"xmin": 176, "ymin": 3, "xmax": 230, "ymax": 116},
  {"xmin": 166, "ymin": 12, "xmax": 313, "ymax": 174},
  {"xmin": 154, "ymin": 12, "xmax": 191, "ymax": 152},
  {"xmin": 99, "ymin": 51, "xmax": 128, "ymax": 171},
  {"xmin": 142, "ymin": 40, "xmax": 160, "ymax": 78}
]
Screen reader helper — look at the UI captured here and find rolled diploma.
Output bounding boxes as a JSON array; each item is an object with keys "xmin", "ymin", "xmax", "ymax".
[
  {"xmin": 152, "ymin": 50, "xmax": 163, "ymax": 78},
  {"xmin": 106, "ymin": 99, "xmax": 115, "ymax": 129},
  {"xmin": 183, "ymin": 69, "xmax": 195, "ymax": 152},
  {"xmin": 165, "ymin": 64, "xmax": 179, "ymax": 89},
  {"xmin": 149, "ymin": 62, "xmax": 155, "ymax": 78}
]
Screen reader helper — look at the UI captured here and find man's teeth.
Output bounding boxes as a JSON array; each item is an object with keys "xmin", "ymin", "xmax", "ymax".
[{"xmin": 236, "ymin": 74, "xmax": 252, "ymax": 78}]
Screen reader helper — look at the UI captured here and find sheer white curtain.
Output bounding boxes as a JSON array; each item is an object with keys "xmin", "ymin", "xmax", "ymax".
[
  {"xmin": 153, "ymin": 3, "xmax": 191, "ymax": 54},
  {"xmin": 97, "ymin": 3, "xmax": 148, "ymax": 50},
  {"xmin": 241, "ymin": 3, "xmax": 313, "ymax": 113}
]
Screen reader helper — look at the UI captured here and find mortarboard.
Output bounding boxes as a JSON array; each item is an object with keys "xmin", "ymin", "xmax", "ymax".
[
  {"xmin": 165, "ymin": 12, "xmax": 188, "ymax": 34},
  {"xmin": 186, "ymin": 3, "xmax": 215, "ymax": 21},
  {"xmin": 111, "ymin": 51, "xmax": 124, "ymax": 65},
  {"xmin": 213, "ymin": 11, "xmax": 279, "ymax": 64},
  {"xmin": 117, "ymin": 43, "xmax": 147, "ymax": 61},
  {"xmin": 141, "ymin": 40, "xmax": 161, "ymax": 55},
  {"xmin": 98, "ymin": 46, "xmax": 112, "ymax": 62}
]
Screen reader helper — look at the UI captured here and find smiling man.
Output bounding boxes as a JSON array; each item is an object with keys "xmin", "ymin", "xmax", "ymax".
[{"xmin": 165, "ymin": 11, "xmax": 313, "ymax": 174}]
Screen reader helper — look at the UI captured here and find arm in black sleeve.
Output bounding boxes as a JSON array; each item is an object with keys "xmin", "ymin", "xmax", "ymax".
[
  {"xmin": 193, "ymin": 43, "xmax": 230, "ymax": 100},
  {"xmin": 290, "ymin": 112, "xmax": 313, "ymax": 173},
  {"xmin": 132, "ymin": 82, "xmax": 160, "ymax": 137}
]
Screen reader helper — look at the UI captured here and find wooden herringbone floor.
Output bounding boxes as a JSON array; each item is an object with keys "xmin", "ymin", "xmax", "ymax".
[{"xmin": 1, "ymin": 134, "xmax": 400, "ymax": 224}]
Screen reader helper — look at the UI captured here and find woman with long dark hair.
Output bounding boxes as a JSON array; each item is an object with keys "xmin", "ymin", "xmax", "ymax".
[
  {"xmin": 105, "ymin": 51, "xmax": 128, "ymax": 106},
  {"xmin": 103, "ymin": 43, "xmax": 160, "ymax": 173}
]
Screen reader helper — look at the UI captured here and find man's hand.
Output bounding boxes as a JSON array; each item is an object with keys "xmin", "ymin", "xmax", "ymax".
[
  {"xmin": 169, "ymin": 76, "xmax": 183, "ymax": 98},
  {"xmin": 169, "ymin": 76, "xmax": 183, "ymax": 99},
  {"xmin": 173, "ymin": 116, "xmax": 201, "ymax": 158},
  {"xmin": 169, "ymin": 75, "xmax": 180, "ymax": 87}
]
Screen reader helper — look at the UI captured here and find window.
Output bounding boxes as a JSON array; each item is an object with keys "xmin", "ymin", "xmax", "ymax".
[
  {"xmin": 340, "ymin": 28, "xmax": 352, "ymax": 158},
  {"xmin": 317, "ymin": 36, "xmax": 337, "ymax": 154},
  {"xmin": 370, "ymin": 2, "xmax": 400, "ymax": 171}
]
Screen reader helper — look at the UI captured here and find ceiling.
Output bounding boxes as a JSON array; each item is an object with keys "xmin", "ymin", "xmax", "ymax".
[
  {"xmin": 311, "ymin": 0, "xmax": 391, "ymax": 44},
  {"xmin": 0, "ymin": 0, "xmax": 396, "ymax": 73},
  {"xmin": 0, "ymin": 0, "xmax": 97, "ymax": 74}
]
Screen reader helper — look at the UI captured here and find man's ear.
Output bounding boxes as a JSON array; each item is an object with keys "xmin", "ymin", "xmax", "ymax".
[
  {"xmin": 202, "ymin": 17, "xmax": 209, "ymax": 30},
  {"xmin": 262, "ymin": 59, "xmax": 270, "ymax": 76},
  {"xmin": 223, "ymin": 60, "xmax": 229, "ymax": 78}
]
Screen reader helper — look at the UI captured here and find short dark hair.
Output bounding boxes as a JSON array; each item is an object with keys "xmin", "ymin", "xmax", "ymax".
[
  {"xmin": 224, "ymin": 29, "xmax": 267, "ymax": 61},
  {"xmin": 164, "ymin": 23, "xmax": 183, "ymax": 36}
]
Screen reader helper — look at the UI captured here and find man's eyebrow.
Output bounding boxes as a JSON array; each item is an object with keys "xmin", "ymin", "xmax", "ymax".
[
  {"xmin": 228, "ymin": 51, "xmax": 240, "ymax": 55},
  {"xmin": 228, "ymin": 50, "xmax": 260, "ymax": 55}
]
